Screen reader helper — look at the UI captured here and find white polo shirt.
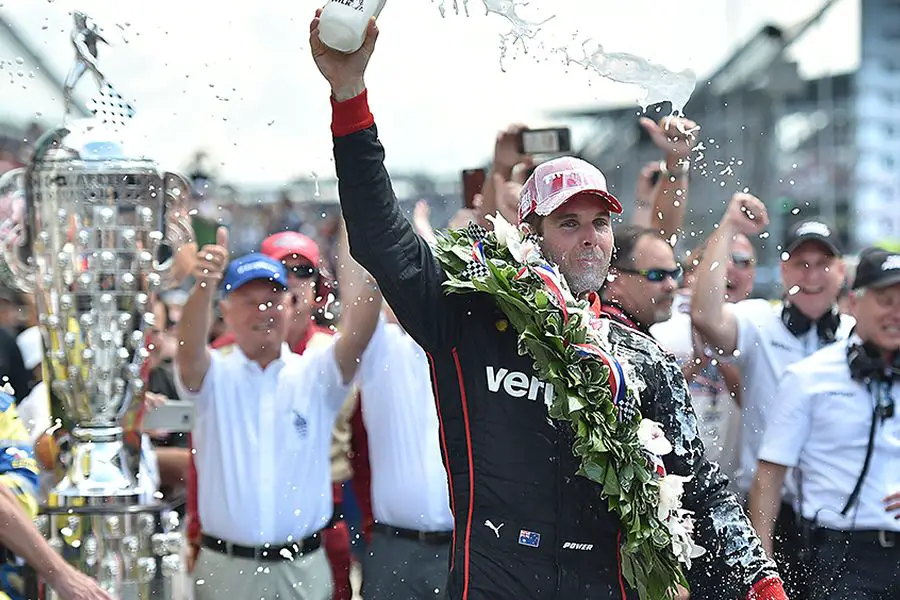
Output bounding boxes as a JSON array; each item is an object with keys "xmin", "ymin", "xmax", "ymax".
[
  {"xmin": 359, "ymin": 318, "xmax": 453, "ymax": 532},
  {"xmin": 175, "ymin": 341, "xmax": 351, "ymax": 546},
  {"xmin": 759, "ymin": 339, "xmax": 900, "ymax": 531},
  {"xmin": 731, "ymin": 299, "xmax": 855, "ymax": 492}
]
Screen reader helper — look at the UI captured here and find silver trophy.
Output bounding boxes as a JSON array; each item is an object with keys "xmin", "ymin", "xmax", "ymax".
[{"xmin": 0, "ymin": 11, "xmax": 192, "ymax": 599}]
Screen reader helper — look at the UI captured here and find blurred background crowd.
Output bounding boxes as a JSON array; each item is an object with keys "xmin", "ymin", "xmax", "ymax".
[{"xmin": 0, "ymin": 1, "xmax": 899, "ymax": 599}]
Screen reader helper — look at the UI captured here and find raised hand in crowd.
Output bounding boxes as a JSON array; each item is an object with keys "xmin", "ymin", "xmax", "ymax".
[
  {"xmin": 723, "ymin": 192, "xmax": 770, "ymax": 236},
  {"xmin": 638, "ymin": 115, "xmax": 700, "ymax": 242},
  {"xmin": 479, "ymin": 123, "xmax": 534, "ymax": 226},
  {"xmin": 691, "ymin": 192, "xmax": 768, "ymax": 355},
  {"xmin": 639, "ymin": 115, "xmax": 700, "ymax": 162},
  {"xmin": 192, "ymin": 227, "xmax": 230, "ymax": 289},
  {"xmin": 178, "ymin": 226, "xmax": 230, "ymax": 392},
  {"xmin": 413, "ymin": 199, "xmax": 438, "ymax": 245},
  {"xmin": 631, "ymin": 160, "xmax": 663, "ymax": 228}
]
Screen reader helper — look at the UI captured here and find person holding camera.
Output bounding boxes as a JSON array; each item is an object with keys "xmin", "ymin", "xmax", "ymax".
[{"xmin": 749, "ymin": 247, "xmax": 900, "ymax": 599}]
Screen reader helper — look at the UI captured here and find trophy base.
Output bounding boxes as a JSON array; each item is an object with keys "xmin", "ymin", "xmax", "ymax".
[
  {"xmin": 27, "ymin": 503, "xmax": 187, "ymax": 600},
  {"xmin": 49, "ymin": 426, "xmax": 144, "ymax": 506}
]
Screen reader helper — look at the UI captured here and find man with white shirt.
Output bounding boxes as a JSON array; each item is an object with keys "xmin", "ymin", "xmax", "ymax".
[
  {"xmin": 692, "ymin": 195, "xmax": 854, "ymax": 599},
  {"xmin": 358, "ymin": 304, "xmax": 453, "ymax": 599},
  {"xmin": 176, "ymin": 227, "xmax": 381, "ymax": 600},
  {"xmin": 750, "ymin": 246, "xmax": 900, "ymax": 599}
]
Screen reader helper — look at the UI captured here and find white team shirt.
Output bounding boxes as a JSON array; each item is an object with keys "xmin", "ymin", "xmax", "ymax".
[
  {"xmin": 758, "ymin": 338, "xmax": 900, "ymax": 531},
  {"xmin": 175, "ymin": 341, "xmax": 352, "ymax": 546},
  {"xmin": 731, "ymin": 299, "xmax": 855, "ymax": 492},
  {"xmin": 359, "ymin": 318, "xmax": 453, "ymax": 532}
]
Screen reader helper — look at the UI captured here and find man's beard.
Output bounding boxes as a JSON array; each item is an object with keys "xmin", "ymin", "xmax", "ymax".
[{"xmin": 545, "ymin": 247, "xmax": 610, "ymax": 296}]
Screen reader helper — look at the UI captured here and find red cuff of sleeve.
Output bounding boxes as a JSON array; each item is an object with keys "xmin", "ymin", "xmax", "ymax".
[
  {"xmin": 331, "ymin": 90, "xmax": 374, "ymax": 137},
  {"xmin": 747, "ymin": 576, "xmax": 788, "ymax": 600}
]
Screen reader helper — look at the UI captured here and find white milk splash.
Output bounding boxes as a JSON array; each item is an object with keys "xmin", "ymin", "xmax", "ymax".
[{"xmin": 436, "ymin": 0, "xmax": 697, "ymax": 115}]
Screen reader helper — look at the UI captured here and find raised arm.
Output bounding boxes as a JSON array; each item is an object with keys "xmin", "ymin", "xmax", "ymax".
[
  {"xmin": 332, "ymin": 217, "xmax": 382, "ymax": 384},
  {"xmin": 310, "ymin": 12, "xmax": 458, "ymax": 349},
  {"xmin": 639, "ymin": 116, "xmax": 698, "ymax": 243},
  {"xmin": 691, "ymin": 193, "xmax": 768, "ymax": 355},
  {"xmin": 176, "ymin": 227, "xmax": 228, "ymax": 392}
]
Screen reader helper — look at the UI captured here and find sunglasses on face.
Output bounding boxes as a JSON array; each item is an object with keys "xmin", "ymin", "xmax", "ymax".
[
  {"xmin": 283, "ymin": 264, "xmax": 318, "ymax": 279},
  {"xmin": 616, "ymin": 265, "xmax": 683, "ymax": 283},
  {"xmin": 731, "ymin": 253, "xmax": 755, "ymax": 269}
]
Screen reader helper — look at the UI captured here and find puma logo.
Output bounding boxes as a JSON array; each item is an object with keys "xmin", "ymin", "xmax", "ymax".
[{"xmin": 484, "ymin": 520, "xmax": 504, "ymax": 538}]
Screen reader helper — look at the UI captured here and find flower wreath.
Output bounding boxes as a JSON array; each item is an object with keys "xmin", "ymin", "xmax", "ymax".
[{"xmin": 433, "ymin": 214, "xmax": 705, "ymax": 600}]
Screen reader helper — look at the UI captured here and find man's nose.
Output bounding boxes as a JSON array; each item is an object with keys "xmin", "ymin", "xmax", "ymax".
[{"xmin": 582, "ymin": 227, "xmax": 602, "ymax": 247}]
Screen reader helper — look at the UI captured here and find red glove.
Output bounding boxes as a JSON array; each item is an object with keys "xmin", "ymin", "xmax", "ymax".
[{"xmin": 747, "ymin": 576, "xmax": 788, "ymax": 600}]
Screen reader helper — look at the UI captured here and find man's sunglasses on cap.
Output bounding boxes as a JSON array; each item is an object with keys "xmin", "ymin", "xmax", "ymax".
[{"xmin": 615, "ymin": 265, "xmax": 683, "ymax": 283}]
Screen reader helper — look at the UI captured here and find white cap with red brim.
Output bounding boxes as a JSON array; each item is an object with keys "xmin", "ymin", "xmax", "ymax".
[{"xmin": 517, "ymin": 156, "xmax": 623, "ymax": 224}]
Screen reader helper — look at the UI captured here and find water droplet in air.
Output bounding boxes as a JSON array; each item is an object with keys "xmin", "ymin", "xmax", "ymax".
[{"xmin": 787, "ymin": 285, "xmax": 800, "ymax": 296}]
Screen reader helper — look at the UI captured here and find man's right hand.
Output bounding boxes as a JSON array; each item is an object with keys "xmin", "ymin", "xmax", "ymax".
[
  {"xmin": 192, "ymin": 227, "xmax": 229, "ymax": 289},
  {"xmin": 722, "ymin": 192, "xmax": 769, "ymax": 236},
  {"xmin": 310, "ymin": 9, "xmax": 379, "ymax": 102}
]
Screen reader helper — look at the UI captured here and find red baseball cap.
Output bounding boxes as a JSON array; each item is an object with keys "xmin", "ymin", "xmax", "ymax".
[
  {"xmin": 260, "ymin": 231, "xmax": 321, "ymax": 266},
  {"xmin": 518, "ymin": 157, "xmax": 622, "ymax": 224}
]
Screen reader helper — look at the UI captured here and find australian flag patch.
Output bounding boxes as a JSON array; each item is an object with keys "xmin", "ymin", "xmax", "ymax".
[{"xmin": 518, "ymin": 530, "xmax": 541, "ymax": 548}]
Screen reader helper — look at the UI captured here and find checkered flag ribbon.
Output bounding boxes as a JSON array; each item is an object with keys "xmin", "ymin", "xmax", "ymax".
[
  {"xmin": 465, "ymin": 222, "xmax": 487, "ymax": 242},
  {"xmin": 459, "ymin": 223, "xmax": 491, "ymax": 281},
  {"xmin": 87, "ymin": 82, "xmax": 136, "ymax": 128},
  {"xmin": 617, "ymin": 393, "xmax": 639, "ymax": 424},
  {"xmin": 462, "ymin": 261, "xmax": 490, "ymax": 281}
]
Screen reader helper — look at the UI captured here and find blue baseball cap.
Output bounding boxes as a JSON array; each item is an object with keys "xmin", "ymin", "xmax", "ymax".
[{"xmin": 221, "ymin": 253, "xmax": 289, "ymax": 296}]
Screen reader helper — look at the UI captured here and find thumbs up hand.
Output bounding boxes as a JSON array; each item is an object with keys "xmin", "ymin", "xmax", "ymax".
[{"xmin": 193, "ymin": 226, "xmax": 230, "ymax": 288}]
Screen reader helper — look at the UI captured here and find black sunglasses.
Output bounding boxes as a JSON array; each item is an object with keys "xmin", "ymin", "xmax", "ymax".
[
  {"xmin": 731, "ymin": 253, "xmax": 755, "ymax": 269},
  {"xmin": 284, "ymin": 264, "xmax": 318, "ymax": 279},
  {"xmin": 616, "ymin": 265, "xmax": 683, "ymax": 283}
]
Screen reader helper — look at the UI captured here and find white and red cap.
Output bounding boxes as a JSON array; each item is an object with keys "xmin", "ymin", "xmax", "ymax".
[{"xmin": 517, "ymin": 156, "xmax": 622, "ymax": 224}]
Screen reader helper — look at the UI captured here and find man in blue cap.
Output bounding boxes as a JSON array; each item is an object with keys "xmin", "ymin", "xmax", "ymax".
[{"xmin": 176, "ymin": 227, "xmax": 382, "ymax": 600}]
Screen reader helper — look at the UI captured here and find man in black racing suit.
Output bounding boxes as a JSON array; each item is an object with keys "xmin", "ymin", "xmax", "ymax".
[{"xmin": 309, "ymin": 13, "xmax": 787, "ymax": 600}]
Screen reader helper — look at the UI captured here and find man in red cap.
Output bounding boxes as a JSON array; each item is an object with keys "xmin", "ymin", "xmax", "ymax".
[
  {"xmin": 308, "ymin": 12, "xmax": 788, "ymax": 600},
  {"xmin": 185, "ymin": 230, "xmax": 370, "ymax": 600}
]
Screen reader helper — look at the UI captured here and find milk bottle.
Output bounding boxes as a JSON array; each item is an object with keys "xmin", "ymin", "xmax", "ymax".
[{"xmin": 318, "ymin": 0, "xmax": 387, "ymax": 54}]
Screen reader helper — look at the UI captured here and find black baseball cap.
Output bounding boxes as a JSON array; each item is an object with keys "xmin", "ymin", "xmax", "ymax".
[
  {"xmin": 852, "ymin": 247, "xmax": 900, "ymax": 290},
  {"xmin": 784, "ymin": 220, "xmax": 841, "ymax": 257}
]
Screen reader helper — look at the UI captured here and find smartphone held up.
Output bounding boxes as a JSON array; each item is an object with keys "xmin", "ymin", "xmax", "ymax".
[{"xmin": 517, "ymin": 128, "xmax": 572, "ymax": 156}]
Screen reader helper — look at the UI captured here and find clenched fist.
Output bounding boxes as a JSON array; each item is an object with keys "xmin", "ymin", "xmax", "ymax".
[{"xmin": 722, "ymin": 193, "xmax": 769, "ymax": 236}]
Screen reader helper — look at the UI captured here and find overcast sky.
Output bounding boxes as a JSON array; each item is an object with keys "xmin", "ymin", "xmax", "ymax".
[{"xmin": 0, "ymin": 0, "xmax": 859, "ymax": 186}]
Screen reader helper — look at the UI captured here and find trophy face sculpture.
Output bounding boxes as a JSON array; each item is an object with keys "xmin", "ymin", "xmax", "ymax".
[{"xmin": 0, "ymin": 11, "xmax": 192, "ymax": 598}]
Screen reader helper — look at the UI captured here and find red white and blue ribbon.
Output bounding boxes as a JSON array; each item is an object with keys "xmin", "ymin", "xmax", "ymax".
[
  {"xmin": 472, "ymin": 240, "xmax": 487, "ymax": 264},
  {"xmin": 532, "ymin": 265, "xmax": 569, "ymax": 323},
  {"xmin": 571, "ymin": 342, "xmax": 628, "ymax": 416}
]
